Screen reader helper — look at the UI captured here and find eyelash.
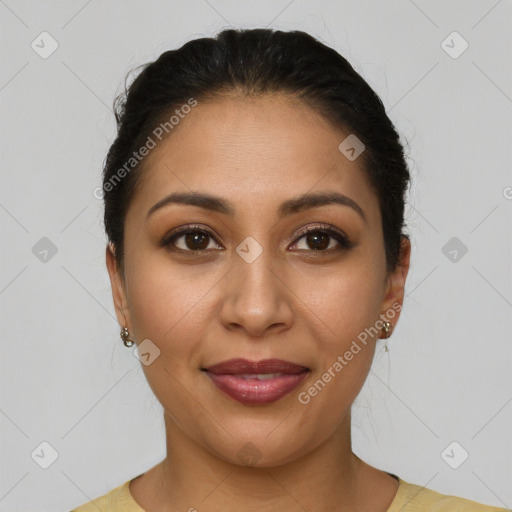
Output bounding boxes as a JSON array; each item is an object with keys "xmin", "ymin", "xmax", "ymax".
[{"xmin": 160, "ymin": 223, "xmax": 355, "ymax": 254}]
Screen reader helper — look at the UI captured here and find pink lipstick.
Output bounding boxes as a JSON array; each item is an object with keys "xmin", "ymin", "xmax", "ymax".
[{"xmin": 203, "ymin": 358, "xmax": 309, "ymax": 405}]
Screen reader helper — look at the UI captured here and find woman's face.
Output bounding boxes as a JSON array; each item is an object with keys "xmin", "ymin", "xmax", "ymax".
[{"xmin": 107, "ymin": 93, "xmax": 410, "ymax": 466}]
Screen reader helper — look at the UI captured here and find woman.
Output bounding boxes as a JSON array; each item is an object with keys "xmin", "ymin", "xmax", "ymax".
[{"xmin": 72, "ymin": 28, "xmax": 507, "ymax": 511}]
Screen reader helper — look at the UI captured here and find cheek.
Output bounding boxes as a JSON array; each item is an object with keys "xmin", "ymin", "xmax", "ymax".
[
  {"xmin": 288, "ymin": 259, "xmax": 385, "ymax": 407},
  {"xmin": 124, "ymin": 260, "xmax": 213, "ymax": 409},
  {"xmin": 125, "ymin": 257, "xmax": 218, "ymax": 351},
  {"xmin": 291, "ymin": 258, "xmax": 385, "ymax": 340},
  {"xmin": 292, "ymin": 268, "xmax": 383, "ymax": 422}
]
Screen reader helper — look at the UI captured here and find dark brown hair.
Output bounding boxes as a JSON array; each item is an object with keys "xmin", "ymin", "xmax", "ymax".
[{"xmin": 102, "ymin": 28, "xmax": 410, "ymax": 273}]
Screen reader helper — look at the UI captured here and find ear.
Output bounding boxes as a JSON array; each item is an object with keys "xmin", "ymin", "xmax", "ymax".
[
  {"xmin": 379, "ymin": 236, "xmax": 411, "ymax": 336},
  {"xmin": 105, "ymin": 243, "xmax": 132, "ymax": 330}
]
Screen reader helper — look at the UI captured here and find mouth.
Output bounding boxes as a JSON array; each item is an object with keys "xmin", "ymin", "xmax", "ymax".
[{"xmin": 202, "ymin": 358, "xmax": 310, "ymax": 405}]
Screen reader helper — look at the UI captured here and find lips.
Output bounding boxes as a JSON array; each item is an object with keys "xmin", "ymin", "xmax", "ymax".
[
  {"xmin": 203, "ymin": 358, "xmax": 309, "ymax": 405},
  {"xmin": 205, "ymin": 358, "xmax": 308, "ymax": 375}
]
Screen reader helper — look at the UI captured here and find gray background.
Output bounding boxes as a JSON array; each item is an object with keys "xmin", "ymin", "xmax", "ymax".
[{"xmin": 1, "ymin": 1, "xmax": 511, "ymax": 510}]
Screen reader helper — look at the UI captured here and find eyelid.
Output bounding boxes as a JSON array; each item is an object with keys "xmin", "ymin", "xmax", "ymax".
[
  {"xmin": 160, "ymin": 222, "xmax": 355, "ymax": 252},
  {"xmin": 294, "ymin": 222, "xmax": 347, "ymax": 240},
  {"xmin": 291, "ymin": 223, "xmax": 354, "ymax": 250},
  {"xmin": 159, "ymin": 224, "xmax": 222, "ymax": 249}
]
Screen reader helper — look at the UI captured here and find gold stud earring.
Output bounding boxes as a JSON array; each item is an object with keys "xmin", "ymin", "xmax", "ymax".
[
  {"xmin": 382, "ymin": 321, "xmax": 392, "ymax": 352},
  {"xmin": 120, "ymin": 326, "xmax": 134, "ymax": 347}
]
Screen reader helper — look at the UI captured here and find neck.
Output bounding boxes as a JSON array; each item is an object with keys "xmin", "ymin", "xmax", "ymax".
[{"xmin": 145, "ymin": 411, "xmax": 369, "ymax": 512}]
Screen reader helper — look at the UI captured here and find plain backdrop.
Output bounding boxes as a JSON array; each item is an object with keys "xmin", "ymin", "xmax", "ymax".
[{"xmin": 1, "ymin": 1, "xmax": 511, "ymax": 510}]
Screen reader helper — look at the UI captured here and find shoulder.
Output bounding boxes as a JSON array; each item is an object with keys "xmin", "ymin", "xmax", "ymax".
[
  {"xmin": 70, "ymin": 479, "xmax": 145, "ymax": 512},
  {"xmin": 69, "ymin": 475, "xmax": 509, "ymax": 512},
  {"xmin": 388, "ymin": 477, "xmax": 509, "ymax": 511}
]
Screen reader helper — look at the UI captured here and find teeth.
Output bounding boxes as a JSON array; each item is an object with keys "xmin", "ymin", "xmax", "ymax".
[{"xmin": 238, "ymin": 373, "xmax": 283, "ymax": 380}]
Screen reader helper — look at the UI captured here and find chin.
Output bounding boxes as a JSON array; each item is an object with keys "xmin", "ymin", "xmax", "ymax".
[{"xmin": 204, "ymin": 427, "xmax": 317, "ymax": 469}]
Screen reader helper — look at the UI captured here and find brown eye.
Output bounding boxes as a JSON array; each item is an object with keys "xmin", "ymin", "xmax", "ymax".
[
  {"xmin": 160, "ymin": 226, "xmax": 222, "ymax": 253},
  {"xmin": 290, "ymin": 225, "xmax": 355, "ymax": 252},
  {"xmin": 303, "ymin": 231, "xmax": 331, "ymax": 250},
  {"xmin": 181, "ymin": 231, "xmax": 210, "ymax": 250}
]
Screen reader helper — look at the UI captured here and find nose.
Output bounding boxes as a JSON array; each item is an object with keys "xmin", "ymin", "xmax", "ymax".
[{"xmin": 219, "ymin": 247, "xmax": 294, "ymax": 339}]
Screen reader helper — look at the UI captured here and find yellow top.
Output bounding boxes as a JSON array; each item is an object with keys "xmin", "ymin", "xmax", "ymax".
[{"xmin": 71, "ymin": 475, "xmax": 509, "ymax": 511}]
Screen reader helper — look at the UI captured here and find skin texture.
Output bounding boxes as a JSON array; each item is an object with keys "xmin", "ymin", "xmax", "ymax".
[{"xmin": 106, "ymin": 93, "xmax": 411, "ymax": 511}]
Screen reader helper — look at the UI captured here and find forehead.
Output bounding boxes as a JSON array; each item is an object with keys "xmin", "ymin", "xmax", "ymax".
[{"xmin": 128, "ymin": 94, "xmax": 379, "ymax": 222}]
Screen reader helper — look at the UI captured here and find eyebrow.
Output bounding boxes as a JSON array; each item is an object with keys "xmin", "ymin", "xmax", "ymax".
[{"xmin": 146, "ymin": 191, "xmax": 367, "ymax": 223}]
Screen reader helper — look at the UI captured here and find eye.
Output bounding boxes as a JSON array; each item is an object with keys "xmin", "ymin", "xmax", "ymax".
[
  {"xmin": 290, "ymin": 224, "xmax": 355, "ymax": 252},
  {"xmin": 160, "ymin": 223, "xmax": 355, "ymax": 254},
  {"xmin": 160, "ymin": 225, "xmax": 223, "ymax": 253}
]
